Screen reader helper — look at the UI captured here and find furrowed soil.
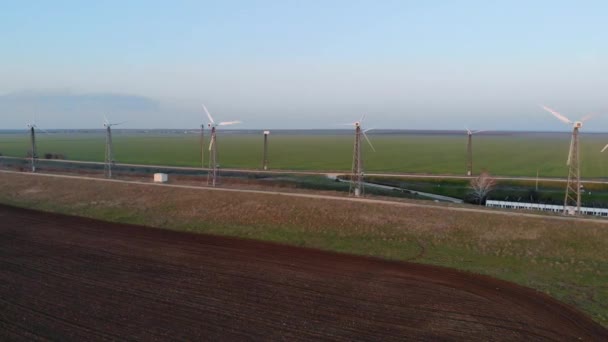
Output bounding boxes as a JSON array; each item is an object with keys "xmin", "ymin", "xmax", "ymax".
[
  {"xmin": 1, "ymin": 205, "xmax": 606, "ymax": 341},
  {"xmin": 1, "ymin": 171, "xmax": 608, "ymax": 330}
]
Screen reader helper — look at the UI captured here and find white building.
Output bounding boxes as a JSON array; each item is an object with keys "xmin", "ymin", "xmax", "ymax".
[{"xmin": 154, "ymin": 173, "xmax": 168, "ymax": 183}]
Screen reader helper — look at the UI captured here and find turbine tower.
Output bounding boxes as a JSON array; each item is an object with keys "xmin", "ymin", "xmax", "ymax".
[
  {"xmin": 344, "ymin": 115, "xmax": 375, "ymax": 197},
  {"xmin": 203, "ymin": 105, "xmax": 242, "ymax": 187},
  {"xmin": 104, "ymin": 117, "xmax": 124, "ymax": 179},
  {"xmin": 542, "ymin": 105, "xmax": 593, "ymax": 215},
  {"xmin": 262, "ymin": 131, "xmax": 270, "ymax": 170},
  {"xmin": 26, "ymin": 123, "xmax": 38, "ymax": 173},
  {"xmin": 200, "ymin": 124, "xmax": 205, "ymax": 168},
  {"xmin": 465, "ymin": 128, "xmax": 486, "ymax": 176}
]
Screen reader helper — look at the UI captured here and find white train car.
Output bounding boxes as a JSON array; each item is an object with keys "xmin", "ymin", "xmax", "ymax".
[{"xmin": 485, "ymin": 200, "xmax": 608, "ymax": 217}]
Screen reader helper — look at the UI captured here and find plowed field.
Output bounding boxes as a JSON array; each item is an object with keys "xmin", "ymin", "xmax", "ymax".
[{"xmin": 0, "ymin": 205, "xmax": 606, "ymax": 341}]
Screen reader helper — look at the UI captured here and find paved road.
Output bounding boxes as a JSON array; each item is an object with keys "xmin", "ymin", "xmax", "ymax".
[
  {"xmin": 3, "ymin": 156, "xmax": 607, "ymax": 184},
  {"xmin": 2, "ymin": 169, "xmax": 607, "ymax": 225}
]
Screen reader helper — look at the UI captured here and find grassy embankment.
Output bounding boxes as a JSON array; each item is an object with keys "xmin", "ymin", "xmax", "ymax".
[
  {"xmin": 2, "ymin": 132, "xmax": 608, "ymax": 177},
  {"xmin": 0, "ymin": 172, "xmax": 606, "ymax": 327}
]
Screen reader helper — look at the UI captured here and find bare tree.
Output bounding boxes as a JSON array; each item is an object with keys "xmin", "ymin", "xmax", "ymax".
[{"xmin": 469, "ymin": 172, "xmax": 497, "ymax": 204}]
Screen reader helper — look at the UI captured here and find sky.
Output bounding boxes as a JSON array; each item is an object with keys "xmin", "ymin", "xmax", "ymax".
[{"xmin": 1, "ymin": 0, "xmax": 607, "ymax": 130}]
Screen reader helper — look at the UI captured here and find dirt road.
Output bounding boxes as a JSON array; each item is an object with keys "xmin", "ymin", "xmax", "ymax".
[
  {"xmin": 4, "ymin": 155, "xmax": 608, "ymax": 184},
  {"xmin": 2, "ymin": 169, "xmax": 607, "ymax": 225},
  {"xmin": 0, "ymin": 205, "xmax": 606, "ymax": 341}
]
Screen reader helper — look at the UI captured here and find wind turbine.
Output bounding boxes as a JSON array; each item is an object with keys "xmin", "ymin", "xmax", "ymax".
[
  {"xmin": 203, "ymin": 105, "xmax": 242, "ymax": 186},
  {"xmin": 103, "ymin": 116, "xmax": 125, "ymax": 179},
  {"xmin": 262, "ymin": 130, "xmax": 270, "ymax": 170},
  {"xmin": 25, "ymin": 116, "xmax": 49, "ymax": 172},
  {"xmin": 343, "ymin": 114, "xmax": 375, "ymax": 197},
  {"xmin": 26, "ymin": 121, "xmax": 39, "ymax": 172},
  {"xmin": 465, "ymin": 128, "xmax": 487, "ymax": 176},
  {"xmin": 200, "ymin": 122, "xmax": 205, "ymax": 169},
  {"xmin": 541, "ymin": 105, "xmax": 593, "ymax": 215}
]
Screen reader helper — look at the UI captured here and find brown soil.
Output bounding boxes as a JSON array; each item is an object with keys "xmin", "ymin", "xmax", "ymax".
[{"xmin": 0, "ymin": 205, "xmax": 606, "ymax": 341}]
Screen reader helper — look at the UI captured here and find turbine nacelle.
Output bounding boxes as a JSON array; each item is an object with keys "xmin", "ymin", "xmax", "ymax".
[
  {"xmin": 342, "ymin": 114, "xmax": 366, "ymax": 129},
  {"xmin": 573, "ymin": 121, "xmax": 583, "ymax": 129}
]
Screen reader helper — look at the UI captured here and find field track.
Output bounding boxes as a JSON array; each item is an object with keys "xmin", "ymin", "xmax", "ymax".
[{"xmin": 1, "ymin": 205, "xmax": 606, "ymax": 341}]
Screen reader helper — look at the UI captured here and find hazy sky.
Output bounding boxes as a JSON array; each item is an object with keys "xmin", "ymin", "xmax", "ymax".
[{"xmin": 1, "ymin": 0, "xmax": 607, "ymax": 130}]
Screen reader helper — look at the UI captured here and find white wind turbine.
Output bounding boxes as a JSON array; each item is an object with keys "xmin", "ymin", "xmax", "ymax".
[
  {"xmin": 103, "ymin": 116, "xmax": 125, "ymax": 179},
  {"xmin": 465, "ymin": 128, "xmax": 488, "ymax": 176},
  {"xmin": 541, "ymin": 105, "xmax": 594, "ymax": 215},
  {"xmin": 342, "ymin": 114, "xmax": 375, "ymax": 197},
  {"xmin": 25, "ymin": 116, "xmax": 48, "ymax": 173},
  {"xmin": 203, "ymin": 105, "xmax": 242, "ymax": 187}
]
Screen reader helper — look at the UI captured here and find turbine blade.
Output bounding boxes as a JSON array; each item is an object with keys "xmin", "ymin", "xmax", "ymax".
[
  {"xmin": 362, "ymin": 131, "xmax": 376, "ymax": 152},
  {"xmin": 218, "ymin": 120, "xmax": 242, "ymax": 126},
  {"xmin": 203, "ymin": 104, "xmax": 215, "ymax": 124},
  {"xmin": 208, "ymin": 137, "xmax": 215, "ymax": 151},
  {"xmin": 581, "ymin": 113, "xmax": 596, "ymax": 122},
  {"xmin": 104, "ymin": 115, "xmax": 109, "ymax": 125},
  {"xmin": 363, "ymin": 127, "xmax": 375, "ymax": 133},
  {"xmin": 541, "ymin": 105, "xmax": 573, "ymax": 125},
  {"xmin": 602, "ymin": 144, "xmax": 608, "ymax": 153},
  {"xmin": 466, "ymin": 127, "xmax": 472, "ymax": 135},
  {"xmin": 360, "ymin": 113, "xmax": 366, "ymax": 123},
  {"xmin": 111, "ymin": 121, "xmax": 127, "ymax": 126},
  {"xmin": 472, "ymin": 130, "xmax": 488, "ymax": 134}
]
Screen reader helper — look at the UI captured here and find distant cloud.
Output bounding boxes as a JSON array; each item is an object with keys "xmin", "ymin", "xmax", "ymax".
[{"xmin": 0, "ymin": 90, "xmax": 165, "ymax": 128}]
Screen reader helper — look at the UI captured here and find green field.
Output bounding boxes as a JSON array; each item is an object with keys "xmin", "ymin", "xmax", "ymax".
[{"xmin": 2, "ymin": 132, "xmax": 608, "ymax": 178}]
